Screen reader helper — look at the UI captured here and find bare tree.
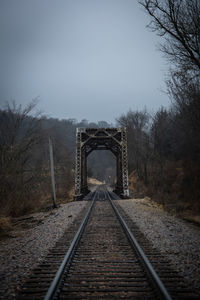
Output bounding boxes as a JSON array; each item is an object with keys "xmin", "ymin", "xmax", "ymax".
[
  {"xmin": 0, "ymin": 100, "xmax": 43, "ymax": 215},
  {"xmin": 139, "ymin": 0, "xmax": 200, "ymax": 206},
  {"xmin": 116, "ymin": 109, "xmax": 150, "ymax": 183},
  {"xmin": 150, "ymin": 108, "xmax": 175, "ymax": 188},
  {"xmin": 167, "ymin": 73, "xmax": 200, "ymax": 161},
  {"xmin": 139, "ymin": 0, "xmax": 200, "ymax": 75}
]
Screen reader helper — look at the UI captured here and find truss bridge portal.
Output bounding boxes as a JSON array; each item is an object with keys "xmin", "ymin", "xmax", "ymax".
[{"xmin": 74, "ymin": 127, "xmax": 129, "ymax": 200}]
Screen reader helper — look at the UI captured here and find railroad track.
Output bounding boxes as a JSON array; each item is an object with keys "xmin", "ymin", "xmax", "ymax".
[{"xmin": 17, "ymin": 185, "xmax": 199, "ymax": 300}]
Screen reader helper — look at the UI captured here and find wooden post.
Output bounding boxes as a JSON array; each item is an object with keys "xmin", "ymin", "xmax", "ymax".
[{"xmin": 49, "ymin": 137, "xmax": 57, "ymax": 208}]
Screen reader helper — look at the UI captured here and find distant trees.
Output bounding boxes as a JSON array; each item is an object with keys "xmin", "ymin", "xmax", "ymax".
[
  {"xmin": 140, "ymin": 0, "xmax": 200, "ymax": 145},
  {"xmin": 116, "ymin": 109, "xmax": 150, "ymax": 184},
  {"xmin": 0, "ymin": 101, "xmax": 43, "ymax": 215},
  {"xmin": 167, "ymin": 74, "xmax": 200, "ymax": 162},
  {"xmin": 0, "ymin": 103, "xmax": 115, "ymax": 217},
  {"xmin": 116, "ymin": 102, "xmax": 199, "ymax": 210},
  {"xmin": 0, "ymin": 101, "xmax": 77, "ymax": 216},
  {"xmin": 1, "ymin": 97, "xmax": 200, "ymax": 214},
  {"xmin": 149, "ymin": 108, "xmax": 174, "ymax": 191},
  {"xmin": 87, "ymin": 150, "xmax": 116, "ymax": 183},
  {"xmin": 120, "ymin": 0, "xmax": 200, "ymax": 210}
]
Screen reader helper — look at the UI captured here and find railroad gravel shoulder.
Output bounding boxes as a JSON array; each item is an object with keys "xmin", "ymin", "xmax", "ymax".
[
  {"xmin": 116, "ymin": 198, "xmax": 200, "ymax": 294},
  {"xmin": 0, "ymin": 201, "xmax": 88, "ymax": 299}
]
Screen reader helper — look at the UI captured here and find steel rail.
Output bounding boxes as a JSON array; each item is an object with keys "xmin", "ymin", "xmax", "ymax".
[
  {"xmin": 44, "ymin": 191, "xmax": 97, "ymax": 300},
  {"xmin": 106, "ymin": 190, "xmax": 172, "ymax": 300}
]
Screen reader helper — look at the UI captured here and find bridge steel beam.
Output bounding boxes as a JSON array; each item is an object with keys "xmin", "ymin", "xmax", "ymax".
[{"xmin": 74, "ymin": 127, "xmax": 129, "ymax": 200}]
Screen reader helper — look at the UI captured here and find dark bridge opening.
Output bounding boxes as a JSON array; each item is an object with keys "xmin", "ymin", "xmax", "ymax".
[
  {"xmin": 87, "ymin": 150, "xmax": 116, "ymax": 185},
  {"xmin": 74, "ymin": 128, "xmax": 129, "ymax": 200}
]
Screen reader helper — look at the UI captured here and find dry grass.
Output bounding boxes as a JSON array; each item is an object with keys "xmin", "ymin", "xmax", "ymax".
[
  {"xmin": 128, "ymin": 168, "xmax": 200, "ymax": 225},
  {"xmin": 87, "ymin": 177, "xmax": 103, "ymax": 185},
  {"xmin": 68, "ymin": 187, "xmax": 75, "ymax": 202},
  {"xmin": 128, "ymin": 171, "xmax": 148, "ymax": 198},
  {"xmin": 0, "ymin": 217, "xmax": 12, "ymax": 237}
]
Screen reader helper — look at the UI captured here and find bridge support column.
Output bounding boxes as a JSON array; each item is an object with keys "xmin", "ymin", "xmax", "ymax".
[
  {"xmin": 114, "ymin": 152, "xmax": 123, "ymax": 196},
  {"xmin": 81, "ymin": 149, "xmax": 89, "ymax": 196},
  {"xmin": 121, "ymin": 128, "xmax": 129, "ymax": 198},
  {"xmin": 74, "ymin": 129, "xmax": 83, "ymax": 200}
]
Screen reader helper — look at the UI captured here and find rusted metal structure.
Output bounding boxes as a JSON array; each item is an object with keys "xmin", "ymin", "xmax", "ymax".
[{"xmin": 74, "ymin": 127, "xmax": 129, "ymax": 200}]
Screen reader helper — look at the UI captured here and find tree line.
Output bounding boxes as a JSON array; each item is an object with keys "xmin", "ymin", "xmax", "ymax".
[{"xmin": 121, "ymin": 0, "xmax": 200, "ymax": 212}]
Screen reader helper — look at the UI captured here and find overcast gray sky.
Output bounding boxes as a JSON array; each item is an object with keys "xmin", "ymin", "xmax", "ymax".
[{"xmin": 0, "ymin": 0, "xmax": 169, "ymax": 123}]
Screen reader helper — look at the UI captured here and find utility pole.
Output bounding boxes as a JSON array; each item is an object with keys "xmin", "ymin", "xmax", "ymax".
[{"xmin": 49, "ymin": 137, "xmax": 57, "ymax": 208}]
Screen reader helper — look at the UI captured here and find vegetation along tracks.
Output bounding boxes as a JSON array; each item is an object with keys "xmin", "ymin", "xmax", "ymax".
[{"xmin": 17, "ymin": 186, "xmax": 199, "ymax": 299}]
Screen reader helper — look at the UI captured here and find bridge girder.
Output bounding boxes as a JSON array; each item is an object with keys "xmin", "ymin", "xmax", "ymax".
[{"xmin": 74, "ymin": 127, "xmax": 129, "ymax": 200}]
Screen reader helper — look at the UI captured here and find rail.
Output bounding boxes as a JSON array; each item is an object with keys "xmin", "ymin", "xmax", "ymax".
[
  {"xmin": 44, "ymin": 186, "xmax": 173, "ymax": 300},
  {"xmin": 44, "ymin": 191, "xmax": 97, "ymax": 300},
  {"xmin": 106, "ymin": 190, "xmax": 172, "ymax": 300}
]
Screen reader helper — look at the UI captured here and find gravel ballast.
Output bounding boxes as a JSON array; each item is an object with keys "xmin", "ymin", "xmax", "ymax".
[
  {"xmin": 0, "ymin": 201, "xmax": 88, "ymax": 298},
  {"xmin": 1, "ymin": 197, "xmax": 200, "ymax": 298},
  {"xmin": 117, "ymin": 198, "xmax": 200, "ymax": 294}
]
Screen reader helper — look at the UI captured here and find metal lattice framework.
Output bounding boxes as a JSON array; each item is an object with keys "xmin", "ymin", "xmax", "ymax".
[{"xmin": 74, "ymin": 127, "xmax": 129, "ymax": 200}]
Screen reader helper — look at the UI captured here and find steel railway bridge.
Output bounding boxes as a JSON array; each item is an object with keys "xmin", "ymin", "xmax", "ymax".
[{"xmin": 74, "ymin": 127, "xmax": 129, "ymax": 200}]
